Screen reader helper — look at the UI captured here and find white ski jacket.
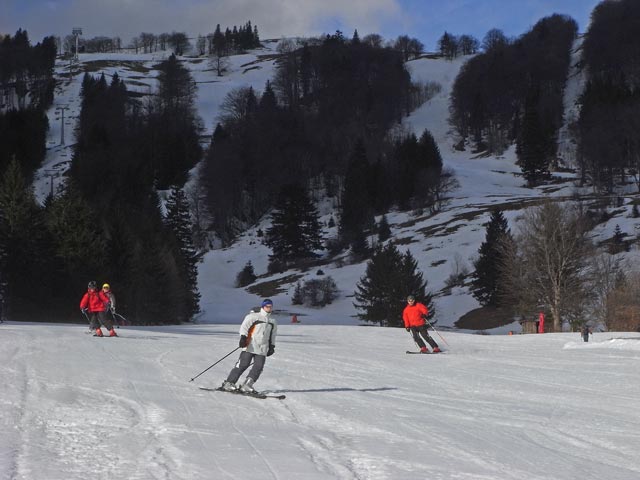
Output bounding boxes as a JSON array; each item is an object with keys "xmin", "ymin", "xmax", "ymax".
[{"xmin": 239, "ymin": 308, "xmax": 277, "ymax": 356}]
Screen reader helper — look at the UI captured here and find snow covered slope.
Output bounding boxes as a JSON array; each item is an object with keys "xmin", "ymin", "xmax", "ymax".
[{"xmin": 1, "ymin": 322, "xmax": 639, "ymax": 480}]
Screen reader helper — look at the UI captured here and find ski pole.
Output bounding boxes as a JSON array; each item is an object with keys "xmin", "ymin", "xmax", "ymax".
[
  {"xmin": 112, "ymin": 312, "xmax": 129, "ymax": 327},
  {"xmin": 424, "ymin": 317, "xmax": 450, "ymax": 347},
  {"xmin": 189, "ymin": 346, "xmax": 241, "ymax": 382},
  {"xmin": 110, "ymin": 311, "xmax": 119, "ymax": 328},
  {"xmin": 115, "ymin": 312, "xmax": 129, "ymax": 325}
]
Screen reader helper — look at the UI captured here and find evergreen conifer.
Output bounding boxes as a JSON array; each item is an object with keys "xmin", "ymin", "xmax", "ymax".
[
  {"xmin": 471, "ymin": 209, "xmax": 512, "ymax": 306},
  {"xmin": 354, "ymin": 244, "xmax": 432, "ymax": 327}
]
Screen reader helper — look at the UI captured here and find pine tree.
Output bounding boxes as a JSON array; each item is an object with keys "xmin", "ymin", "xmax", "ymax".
[
  {"xmin": 340, "ymin": 140, "xmax": 374, "ymax": 249},
  {"xmin": 152, "ymin": 54, "xmax": 202, "ymax": 188},
  {"xmin": 0, "ymin": 157, "xmax": 53, "ymax": 319},
  {"xmin": 45, "ymin": 183, "xmax": 107, "ymax": 274},
  {"xmin": 0, "ymin": 201, "xmax": 8, "ymax": 314},
  {"xmin": 378, "ymin": 214, "xmax": 391, "ymax": 242},
  {"xmin": 165, "ymin": 186, "xmax": 201, "ymax": 320},
  {"xmin": 394, "ymin": 134, "xmax": 420, "ymax": 209},
  {"xmin": 415, "ymin": 129, "xmax": 444, "ymax": 207},
  {"xmin": 299, "ymin": 44, "xmax": 312, "ymax": 100},
  {"xmin": 418, "ymin": 129, "xmax": 443, "ymax": 176},
  {"xmin": 438, "ymin": 31, "xmax": 458, "ymax": 59},
  {"xmin": 354, "ymin": 244, "xmax": 432, "ymax": 327},
  {"xmin": 235, "ymin": 261, "xmax": 257, "ymax": 287},
  {"xmin": 610, "ymin": 224, "xmax": 627, "ymax": 254},
  {"xmin": 518, "ymin": 87, "xmax": 550, "ymax": 186},
  {"xmin": 265, "ymin": 184, "xmax": 323, "ymax": 266},
  {"xmin": 471, "ymin": 209, "xmax": 513, "ymax": 306}
]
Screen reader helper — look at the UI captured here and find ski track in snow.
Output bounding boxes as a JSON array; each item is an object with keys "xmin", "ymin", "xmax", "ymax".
[
  {"xmin": 9, "ymin": 339, "xmax": 177, "ymax": 479},
  {"xmin": 2, "ymin": 324, "xmax": 640, "ymax": 479}
]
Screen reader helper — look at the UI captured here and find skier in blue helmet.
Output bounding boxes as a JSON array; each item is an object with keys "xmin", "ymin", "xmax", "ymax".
[{"xmin": 221, "ymin": 299, "xmax": 278, "ymax": 394}]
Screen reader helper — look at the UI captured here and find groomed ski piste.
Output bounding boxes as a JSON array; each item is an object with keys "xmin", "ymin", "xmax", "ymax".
[
  {"xmin": 6, "ymin": 29, "xmax": 640, "ymax": 480},
  {"xmin": 1, "ymin": 323, "xmax": 640, "ymax": 479}
]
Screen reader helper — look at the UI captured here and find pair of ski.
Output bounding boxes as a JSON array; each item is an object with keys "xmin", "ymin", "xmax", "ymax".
[
  {"xmin": 406, "ymin": 350, "xmax": 443, "ymax": 354},
  {"xmin": 86, "ymin": 330, "xmax": 118, "ymax": 337},
  {"xmin": 200, "ymin": 386, "xmax": 286, "ymax": 400}
]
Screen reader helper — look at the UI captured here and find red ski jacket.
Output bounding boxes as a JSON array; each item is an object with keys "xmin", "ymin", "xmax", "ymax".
[
  {"xmin": 80, "ymin": 290, "xmax": 110, "ymax": 313},
  {"xmin": 402, "ymin": 302, "xmax": 428, "ymax": 328}
]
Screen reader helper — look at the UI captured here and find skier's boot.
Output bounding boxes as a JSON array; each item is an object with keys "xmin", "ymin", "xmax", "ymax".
[
  {"xmin": 94, "ymin": 328, "xmax": 103, "ymax": 337},
  {"xmin": 221, "ymin": 381, "xmax": 237, "ymax": 392},
  {"xmin": 420, "ymin": 346, "xmax": 429, "ymax": 354},
  {"xmin": 109, "ymin": 328, "xmax": 118, "ymax": 337},
  {"xmin": 240, "ymin": 378, "xmax": 256, "ymax": 393},
  {"xmin": 432, "ymin": 347, "xmax": 442, "ymax": 353}
]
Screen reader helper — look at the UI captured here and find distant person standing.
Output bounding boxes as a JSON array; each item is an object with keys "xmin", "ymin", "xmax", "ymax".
[
  {"xmin": 581, "ymin": 324, "xmax": 591, "ymax": 343},
  {"xmin": 80, "ymin": 281, "xmax": 117, "ymax": 337},
  {"xmin": 221, "ymin": 299, "xmax": 278, "ymax": 394},
  {"xmin": 403, "ymin": 295, "xmax": 441, "ymax": 353}
]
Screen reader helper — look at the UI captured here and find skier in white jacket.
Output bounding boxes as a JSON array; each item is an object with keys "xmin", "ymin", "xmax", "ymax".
[{"xmin": 221, "ymin": 298, "xmax": 278, "ymax": 393}]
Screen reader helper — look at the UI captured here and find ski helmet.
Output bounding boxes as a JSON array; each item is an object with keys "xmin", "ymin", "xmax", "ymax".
[
  {"xmin": 102, "ymin": 283, "xmax": 110, "ymax": 290},
  {"xmin": 407, "ymin": 295, "xmax": 416, "ymax": 302},
  {"xmin": 88, "ymin": 281, "xmax": 97, "ymax": 289}
]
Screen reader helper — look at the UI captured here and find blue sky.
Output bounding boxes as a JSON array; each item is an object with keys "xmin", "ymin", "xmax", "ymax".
[{"xmin": 1, "ymin": 0, "xmax": 601, "ymax": 50}]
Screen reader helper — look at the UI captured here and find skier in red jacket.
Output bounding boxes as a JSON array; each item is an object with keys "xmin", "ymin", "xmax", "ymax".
[
  {"xmin": 80, "ymin": 281, "xmax": 117, "ymax": 337},
  {"xmin": 402, "ymin": 295, "xmax": 441, "ymax": 353}
]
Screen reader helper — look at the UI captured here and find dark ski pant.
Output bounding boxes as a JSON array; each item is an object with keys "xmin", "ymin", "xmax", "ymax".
[
  {"xmin": 226, "ymin": 351, "xmax": 266, "ymax": 384},
  {"xmin": 410, "ymin": 325, "xmax": 438, "ymax": 349},
  {"xmin": 88, "ymin": 310, "xmax": 113, "ymax": 330}
]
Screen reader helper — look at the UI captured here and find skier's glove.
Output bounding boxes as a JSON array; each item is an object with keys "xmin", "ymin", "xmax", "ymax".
[
  {"xmin": 81, "ymin": 307, "xmax": 88, "ymax": 314},
  {"xmin": 110, "ymin": 306, "xmax": 116, "ymax": 314},
  {"xmin": 267, "ymin": 345, "xmax": 275, "ymax": 356},
  {"xmin": 405, "ymin": 327, "xmax": 410, "ymax": 332},
  {"xmin": 239, "ymin": 335, "xmax": 248, "ymax": 348}
]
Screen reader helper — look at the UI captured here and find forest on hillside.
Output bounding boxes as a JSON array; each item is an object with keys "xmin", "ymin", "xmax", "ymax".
[
  {"xmin": 450, "ymin": 14, "xmax": 577, "ymax": 185},
  {"xmin": 201, "ymin": 30, "xmax": 445, "ymax": 245}
]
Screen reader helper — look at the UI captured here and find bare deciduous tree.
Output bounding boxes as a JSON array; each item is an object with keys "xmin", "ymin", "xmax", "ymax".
[
  {"xmin": 168, "ymin": 32, "xmax": 190, "ymax": 56},
  {"xmin": 585, "ymin": 253, "xmax": 624, "ymax": 328},
  {"xmin": 218, "ymin": 86, "xmax": 256, "ymax": 125},
  {"xmin": 209, "ymin": 52, "xmax": 229, "ymax": 76},
  {"xmin": 196, "ymin": 35, "xmax": 206, "ymax": 56},
  {"xmin": 606, "ymin": 272, "xmax": 640, "ymax": 331},
  {"xmin": 425, "ymin": 167, "xmax": 459, "ymax": 214},
  {"xmin": 362, "ymin": 33, "xmax": 384, "ymax": 48},
  {"xmin": 499, "ymin": 201, "xmax": 592, "ymax": 331},
  {"xmin": 140, "ymin": 33, "xmax": 156, "ymax": 53}
]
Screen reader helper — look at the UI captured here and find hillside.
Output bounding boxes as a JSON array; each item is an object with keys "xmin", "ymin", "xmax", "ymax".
[
  {"xmin": 2, "ymin": 322, "xmax": 640, "ymax": 479},
  {"xmin": 33, "ymin": 41, "xmax": 640, "ymax": 332}
]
